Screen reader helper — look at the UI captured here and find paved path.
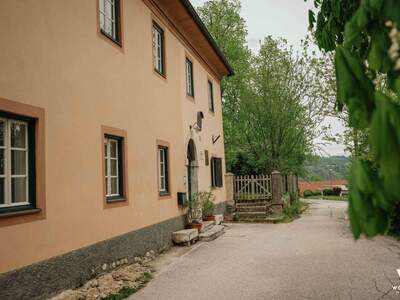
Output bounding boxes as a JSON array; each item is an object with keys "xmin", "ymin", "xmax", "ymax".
[{"xmin": 130, "ymin": 200, "xmax": 400, "ymax": 299}]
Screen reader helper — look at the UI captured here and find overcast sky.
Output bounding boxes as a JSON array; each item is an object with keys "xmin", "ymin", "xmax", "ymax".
[{"xmin": 190, "ymin": 0, "xmax": 347, "ymax": 157}]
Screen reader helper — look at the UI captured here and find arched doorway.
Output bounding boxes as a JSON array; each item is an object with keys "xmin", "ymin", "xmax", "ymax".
[{"xmin": 187, "ymin": 139, "xmax": 198, "ymax": 202}]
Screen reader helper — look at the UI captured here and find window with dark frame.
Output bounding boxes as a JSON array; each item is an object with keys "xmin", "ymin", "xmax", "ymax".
[
  {"xmin": 158, "ymin": 146, "xmax": 169, "ymax": 195},
  {"xmin": 186, "ymin": 58, "xmax": 194, "ymax": 97},
  {"xmin": 104, "ymin": 135, "xmax": 124, "ymax": 200},
  {"xmin": 208, "ymin": 80, "xmax": 214, "ymax": 112},
  {"xmin": 0, "ymin": 113, "xmax": 36, "ymax": 214},
  {"xmin": 211, "ymin": 157, "xmax": 223, "ymax": 188},
  {"xmin": 152, "ymin": 22, "xmax": 165, "ymax": 76},
  {"xmin": 99, "ymin": 0, "xmax": 121, "ymax": 45}
]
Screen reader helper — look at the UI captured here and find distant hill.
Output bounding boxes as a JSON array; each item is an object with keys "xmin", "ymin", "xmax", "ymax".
[{"xmin": 302, "ymin": 156, "xmax": 350, "ymax": 181}]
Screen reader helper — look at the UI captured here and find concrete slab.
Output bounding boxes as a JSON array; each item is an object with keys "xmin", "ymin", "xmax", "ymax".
[
  {"xmin": 171, "ymin": 229, "xmax": 198, "ymax": 245},
  {"xmin": 199, "ymin": 225, "xmax": 224, "ymax": 241}
]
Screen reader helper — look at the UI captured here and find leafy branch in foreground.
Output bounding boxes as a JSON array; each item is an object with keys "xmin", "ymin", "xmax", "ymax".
[{"xmin": 308, "ymin": 0, "xmax": 400, "ymax": 238}]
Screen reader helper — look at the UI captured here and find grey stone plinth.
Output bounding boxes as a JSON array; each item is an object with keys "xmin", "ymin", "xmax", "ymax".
[{"xmin": 172, "ymin": 229, "xmax": 199, "ymax": 245}]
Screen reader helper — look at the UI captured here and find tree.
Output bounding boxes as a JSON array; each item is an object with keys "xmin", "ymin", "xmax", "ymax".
[
  {"xmin": 198, "ymin": 1, "xmax": 333, "ymax": 176},
  {"xmin": 197, "ymin": 0, "xmax": 253, "ymax": 170},
  {"xmin": 236, "ymin": 37, "xmax": 315, "ymax": 174},
  {"xmin": 309, "ymin": 0, "xmax": 400, "ymax": 238}
]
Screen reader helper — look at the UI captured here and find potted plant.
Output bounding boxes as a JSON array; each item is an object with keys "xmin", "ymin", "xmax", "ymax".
[
  {"xmin": 184, "ymin": 192, "xmax": 203, "ymax": 232},
  {"xmin": 200, "ymin": 191, "xmax": 216, "ymax": 221}
]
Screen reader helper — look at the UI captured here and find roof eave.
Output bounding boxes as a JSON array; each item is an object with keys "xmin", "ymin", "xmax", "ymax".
[{"xmin": 179, "ymin": 0, "xmax": 234, "ymax": 77}]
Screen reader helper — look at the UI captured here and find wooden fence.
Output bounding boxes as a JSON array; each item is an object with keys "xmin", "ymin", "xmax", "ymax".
[{"xmin": 234, "ymin": 175, "xmax": 272, "ymax": 201}]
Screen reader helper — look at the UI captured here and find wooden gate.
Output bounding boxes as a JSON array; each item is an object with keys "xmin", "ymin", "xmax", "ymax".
[{"xmin": 234, "ymin": 175, "xmax": 272, "ymax": 201}]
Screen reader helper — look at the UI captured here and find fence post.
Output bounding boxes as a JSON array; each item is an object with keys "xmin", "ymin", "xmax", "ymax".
[
  {"xmin": 271, "ymin": 170, "xmax": 283, "ymax": 214},
  {"xmin": 225, "ymin": 173, "xmax": 235, "ymax": 206}
]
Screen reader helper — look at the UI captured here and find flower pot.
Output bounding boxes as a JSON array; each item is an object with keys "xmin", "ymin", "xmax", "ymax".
[
  {"xmin": 203, "ymin": 215, "xmax": 216, "ymax": 222},
  {"xmin": 187, "ymin": 222, "xmax": 203, "ymax": 232}
]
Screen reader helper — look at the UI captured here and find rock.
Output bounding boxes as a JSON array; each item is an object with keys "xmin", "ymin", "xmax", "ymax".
[
  {"xmin": 149, "ymin": 250, "xmax": 155, "ymax": 255},
  {"xmin": 134, "ymin": 256, "xmax": 141, "ymax": 263},
  {"xmin": 82, "ymin": 279, "xmax": 99, "ymax": 290},
  {"xmin": 102, "ymin": 263, "xmax": 108, "ymax": 271}
]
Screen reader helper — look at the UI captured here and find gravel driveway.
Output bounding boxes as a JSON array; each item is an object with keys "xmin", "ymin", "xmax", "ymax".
[{"xmin": 130, "ymin": 200, "xmax": 400, "ymax": 300}]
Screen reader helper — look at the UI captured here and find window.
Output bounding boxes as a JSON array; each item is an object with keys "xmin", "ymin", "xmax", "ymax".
[
  {"xmin": 211, "ymin": 157, "xmax": 223, "ymax": 188},
  {"xmin": 0, "ymin": 116, "xmax": 35, "ymax": 212},
  {"xmin": 104, "ymin": 136, "xmax": 124, "ymax": 200},
  {"xmin": 152, "ymin": 22, "xmax": 165, "ymax": 76},
  {"xmin": 208, "ymin": 80, "xmax": 214, "ymax": 112},
  {"xmin": 186, "ymin": 58, "xmax": 194, "ymax": 97},
  {"xmin": 158, "ymin": 146, "xmax": 169, "ymax": 195},
  {"xmin": 99, "ymin": 0, "xmax": 121, "ymax": 44}
]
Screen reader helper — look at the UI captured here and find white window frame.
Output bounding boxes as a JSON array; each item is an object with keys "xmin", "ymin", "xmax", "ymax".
[
  {"xmin": 0, "ymin": 118, "xmax": 29, "ymax": 208},
  {"xmin": 104, "ymin": 137, "xmax": 120, "ymax": 198},
  {"xmin": 186, "ymin": 58, "xmax": 194, "ymax": 96},
  {"xmin": 152, "ymin": 23, "xmax": 164, "ymax": 75},
  {"xmin": 158, "ymin": 147, "xmax": 168, "ymax": 193},
  {"xmin": 99, "ymin": 0, "xmax": 117, "ymax": 40}
]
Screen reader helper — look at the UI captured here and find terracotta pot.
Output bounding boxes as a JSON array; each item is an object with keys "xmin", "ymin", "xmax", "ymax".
[
  {"xmin": 187, "ymin": 222, "xmax": 202, "ymax": 232},
  {"xmin": 203, "ymin": 215, "xmax": 216, "ymax": 222}
]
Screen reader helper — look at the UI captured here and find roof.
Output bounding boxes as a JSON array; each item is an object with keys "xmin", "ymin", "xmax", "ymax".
[{"xmin": 179, "ymin": 0, "xmax": 234, "ymax": 77}]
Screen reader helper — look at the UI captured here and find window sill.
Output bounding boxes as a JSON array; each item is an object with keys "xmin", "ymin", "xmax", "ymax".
[
  {"xmin": 0, "ymin": 208, "xmax": 41, "ymax": 218},
  {"xmin": 159, "ymin": 192, "xmax": 171, "ymax": 199},
  {"xmin": 106, "ymin": 197, "xmax": 127, "ymax": 204},
  {"xmin": 186, "ymin": 95, "xmax": 195, "ymax": 103},
  {"xmin": 153, "ymin": 69, "xmax": 167, "ymax": 80},
  {"xmin": 100, "ymin": 30, "xmax": 123, "ymax": 48}
]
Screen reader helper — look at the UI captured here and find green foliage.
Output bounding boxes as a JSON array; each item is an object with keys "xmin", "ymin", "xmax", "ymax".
[
  {"xmin": 198, "ymin": 1, "xmax": 328, "ymax": 175},
  {"xmin": 309, "ymin": 0, "xmax": 400, "ymax": 238},
  {"xmin": 101, "ymin": 272, "xmax": 153, "ymax": 300},
  {"xmin": 282, "ymin": 200, "xmax": 307, "ymax": 222},
  {"xmin": 198, "ymin": 191, "xmax": 216, "ymax": 217},
  {"xmin": 303, "ymin": 190, "xmax": 313, "ymax": 197},
  {"xmin": 332, "ymin": 186, "xmax": 342, "ymax": 196},
  {"xmin": 304, "ymin": 155, "xmax": 350, "ymax": 180}
]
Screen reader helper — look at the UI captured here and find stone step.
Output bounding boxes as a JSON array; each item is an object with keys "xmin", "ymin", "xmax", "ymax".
[
  {"xmin": 233, "ymin": 213, "xmax": 284, "ymax": 223},
  {"xmin": 200, "ymin": 221, "xmax": 215, "ymax": 233},
  {"xmin": 199, "ymin": 225, "xmax": 225, "ymax": 242},
  {"xmin": 235, "ymin": 211, "xmax": 268, "ymax": 218},
  {"xmin": 172, "ymin": 229, "xmax": 199, "ymax": 246},
  {"xmin": 235, "ymin": 205, "xmax": 266, "ymax": 212},
  {"xmin": 235, "ymin": 201, "xmax": 270, "ymax": 206}
]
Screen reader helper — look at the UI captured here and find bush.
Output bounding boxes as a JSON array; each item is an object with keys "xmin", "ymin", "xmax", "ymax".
[
  {"xmin": 332, "ymin": 187, "xmax": 342, "ymax": 196},
  {"xmin": 389, "ymin": 202, "xmax": 400, "ymax": 237},
  {"xmin": 303, "ymin": 190, "xmax": 313, "ymax": 198},
  {"xmin": 313, "ymin": 190, "xmax": 321, "ymax": 196},
  {"xmin": 322, "ymin": 188, "xmax": 334, "ymax": 196}
]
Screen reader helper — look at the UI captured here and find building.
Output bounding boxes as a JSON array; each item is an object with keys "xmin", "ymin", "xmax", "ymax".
[{"xmin": 0, "ymin": 1, "xmax": 233, "ymax": 298}]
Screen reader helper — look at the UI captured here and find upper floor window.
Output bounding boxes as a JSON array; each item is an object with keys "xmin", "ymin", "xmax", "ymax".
[
  {"xmin": 104, "ymin": 135, "xmax": 124, "ymax": 200},
  {"xmin": 186, "ymin": 58, "xmax": 194, "ymax": 97},
  {"xmin": 99, "ymin": 0, "xmax": 121, "ymax": 45},
  {"xmin": 158, "ymin": 146, "xmax": 169, "ymax": 195},
  {"xmin": 152, "ymin": 22, "xmax": 165, "ymax": 76},
  {"xmin": 208, "ymin": 80, "xmax": 214, "ymax": 112},
  {"xmin": 211, "ymin": 157, "xmax": 223, "ymax": 188},
  {"xmin": 0, "ymin": 116, "xmax": 35, "ymax": 211}
]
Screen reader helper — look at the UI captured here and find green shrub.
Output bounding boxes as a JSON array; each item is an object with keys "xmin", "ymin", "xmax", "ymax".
[
  {"xmin": 313, "ymin": 190, "xmax": 321, "ymax": 196},
  {"xmin": 323, "ymin": 188, "xmax": 334, "ymax": 196},
  {"xmin": 303, "ymin": 190, "xmax": 313, "ymax": 197},
  {"xmin": 332, "ymin": 187, "xmax": 342, "ymax": 196}
]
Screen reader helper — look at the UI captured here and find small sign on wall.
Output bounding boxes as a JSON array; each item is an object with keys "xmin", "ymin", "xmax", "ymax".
[{"xmin": 205, "ymin": 150, "xmax": 209, "ymax": 166}]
